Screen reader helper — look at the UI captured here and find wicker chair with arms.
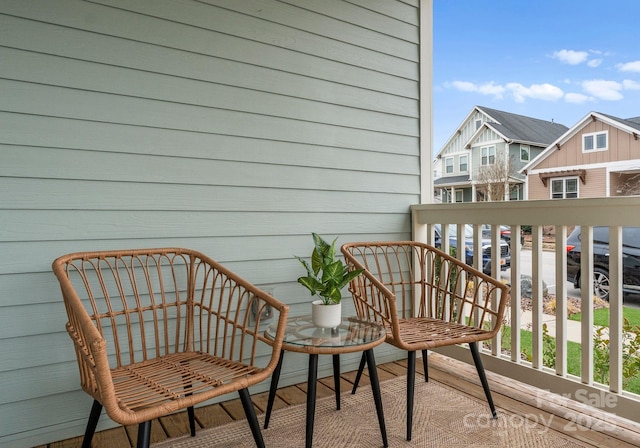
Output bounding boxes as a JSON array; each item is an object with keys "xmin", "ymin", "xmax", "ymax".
[
  {"xmin": 341, "ymin": 241, "xmax": 510, "ymax": 441},
  {"xmin": 52, "ymin": 248, "xmax": 289, "ymax": 448}
]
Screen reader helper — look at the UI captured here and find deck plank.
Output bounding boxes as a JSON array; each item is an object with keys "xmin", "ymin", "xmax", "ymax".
[
  {"xmin": 124, "ymin": 420, "xmax": 168, "ymax": 445},
  {"xmin": 41, "ymin": 359, "xmax": 640, "ymax": 448},
  {"xmin": 275, "ymin": 384, "xmax": 308, "ymax": 406},
  {"xmin": 195, "ymin": 403, "xmax": 234, "ymax": 429}
]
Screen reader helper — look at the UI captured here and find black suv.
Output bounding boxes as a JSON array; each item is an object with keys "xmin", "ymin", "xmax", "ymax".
[{"xmin": 566, "ymin": 226, "xmax": 640, "ymax": 301}]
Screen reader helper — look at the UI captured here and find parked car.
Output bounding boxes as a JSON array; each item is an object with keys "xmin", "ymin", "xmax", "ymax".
[
  {"xmin": 566, "ymin": 226, "xmax": 640, "ymax": 301},
  {"xmin": 481, "ymin": 224, "xmax": 525, "ymax": 245},
  {"xmin": 434, "ymin": 224, "xmax": 510, "ymax": 275}
]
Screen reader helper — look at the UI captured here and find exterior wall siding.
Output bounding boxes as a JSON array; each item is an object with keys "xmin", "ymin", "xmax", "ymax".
[
  {"xmin": 0, "ymin": 0, "xmax": 423, "ymax": 446},
  {"xmin": 527, "ymin": 167, "xmax": 607, "ymax": 200},
  {"xmin": 532, "ymin": 121, "xmax": 640, "ymax": 170},
  {"xmin": 526, "ymin": 117, "xmax": 640, "ymax": 199}
]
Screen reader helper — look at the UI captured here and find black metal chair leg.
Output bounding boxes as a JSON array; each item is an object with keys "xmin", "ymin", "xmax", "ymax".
[
  {"xmin": 187, "ymin": 406, "xmax": 196, "ymax": 436},
  {"xmin": 332, "ymin": 354, "xmax": 341, "ymax": 410},
  {"xmin": 469, "ymin": 342, "xmax": 497, "ymax": 419},
  {"xmin": 365, "ymin": 349, "xmax": 388, "ymax": 448},
  {"xmin": 81, "ymin": 400, "xmax": 103, "ymax": 448},
  {"xmin": 136, "ymin": 421, "xmax": 152, "ymax": 448},
  {"xmin": 238, "ymin": 388, "xmax": 265, "ymax": 448},
  {"xmin": 406, "ymin": 350, "xmax": 416, "ymax": 441},
  {"xmin": 306, "ymin": 354, "xmax": 319, "ymax": 448},
  {"xmin": 422, "ymin": 349, "xmax": 429, "ymax": 382},
  {"xmin": 351, "ymin": 351, "xmax": 367, "ymax": 394},
  {"xmin": 264, "ymin": 350, "xmax": 285, "ymax": 429}
]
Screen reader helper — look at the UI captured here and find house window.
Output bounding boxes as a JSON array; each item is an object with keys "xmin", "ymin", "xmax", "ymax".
[
  {"xmin": 510, "ymin": 185, "xmax": 520, "ymax": 200},
  {"xmin": 455, "ymin": 190, "xmax": 463, "ymax": 202},
  {"xmin": 445, "ymin": 157, "xmax": 454, "ymax": 174},
  {"xmin": 475, "ymin": 119, "xmax": 482, "ymax": 130},
  {"xmin": 582, "ymin": 131, "xmax": 608, "ymax": 152},
  {"xmin": 459, "ymin": 155, "xmax": 468, "ymax": 172},
  {"xmin": 551, "ymin": 177, "xmax": 579, "ymax": 199},
  {"xmin": 481, "ymin": 146, "xmax": 495, "ymax": 165},
  {"xmin": 520, "ymin": 145, "xmax": 530, "ymax": 162}
]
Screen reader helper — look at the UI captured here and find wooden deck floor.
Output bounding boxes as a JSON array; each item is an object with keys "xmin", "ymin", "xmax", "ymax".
[{"xmin": 40, "ymin": 354, "xmax": 640, "ymax": 448}]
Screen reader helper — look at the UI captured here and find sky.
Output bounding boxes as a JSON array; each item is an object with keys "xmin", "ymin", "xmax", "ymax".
[{"xmin": 432, "ymin": 0, "xmax": 640, "ymax": 155}]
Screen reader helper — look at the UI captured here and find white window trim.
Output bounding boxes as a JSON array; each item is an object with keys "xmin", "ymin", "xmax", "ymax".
[
  {"xmin": 582, "ymin": 130, "xmax": 608, "ymax": 153},
  {"xmin": 481, "ymin": 146, "xmax": 495, "ymax": 166},
  {"xmin": 445, "ymin": 156, "xmax": 454, "ymax": 174},
  {"xmin": 520, "ymin": 145, "xmax": 530, "ymax": 162},
  {"xmin": 459, "ymin": 155, "xmax": 468, "ymax": 172},
  {"xmin": 550, "ymin": 176, "xmax": 579, "ymax": 199}
]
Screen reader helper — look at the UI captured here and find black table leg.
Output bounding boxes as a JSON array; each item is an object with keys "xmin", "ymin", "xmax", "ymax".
[
  {"xmin": 365, "ymin": 348, "xmax": 388, "ymax": 448},
  {"xmin": 306, "ymin": 354, "xmax": 319, "ymax": 448},
  {"xmin": 332, "ymin": 354, "xmax": 341, "ymax": 410},
  {"xmin": 264, "ymin": 350, "xmax": 284, "ymax": 429}
]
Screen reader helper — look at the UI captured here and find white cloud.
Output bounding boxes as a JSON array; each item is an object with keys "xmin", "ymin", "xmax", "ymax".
[
  {"xmin": 447, "ymin": 81, "xmax": 505, "ymax": 98},
  {"xmin": 623, "ymin": 79, "xmax": 640, "ymax": 90},
  {"xmin": 587, "ymin": 59, "xmax": 602, "ymax": 68},
  {"xmin": 506, "ymin": 82, "xmax": 564, "ymax": 103},
  {"xmin": 476, "ymin": 81, "xmax": 506, "ymax": 96},
  {"xmin": 553, "ymin": 49, "xmax": 589, "ymax": 65},
  {"xmin": 582, "ymin": 79, "xmax": 624, "ymax": 100},
  {"xmin": 447, "ymin": 81, "xmax": 476, "ymax": 92},
  {"xmin": 565, "ymin": 93, "xmax": 592, "ymax": 104},
  {"xmin": 617, "ymin": 61, "xmax": 640, "ymax": 72}
]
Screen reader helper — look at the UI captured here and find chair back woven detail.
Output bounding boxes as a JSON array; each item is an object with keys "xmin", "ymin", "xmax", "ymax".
[
  {"xmin": 52, "ymin": 248, "xmax": 288, "ymax": 426},
  {"xmin": 341, "ymin": 241, "xmax": 510, "ymax": 350}
]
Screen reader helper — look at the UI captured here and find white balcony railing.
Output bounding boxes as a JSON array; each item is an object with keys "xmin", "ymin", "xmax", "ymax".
[{"xmin": 411, "ymin": 197, "xmax": 640, "ymax": 423}]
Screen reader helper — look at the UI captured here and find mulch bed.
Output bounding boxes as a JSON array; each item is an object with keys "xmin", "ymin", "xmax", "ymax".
[{"xmin": 520, "ymin": 294, "xmax": 608, "ymax": 317}]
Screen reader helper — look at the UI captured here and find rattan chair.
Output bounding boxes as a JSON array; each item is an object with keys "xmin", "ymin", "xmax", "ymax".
[
  {"xmin": 52, "ymin": 248, "xmax": 289, "ymax": 448},
  {"xmin": 341, "ymin": 241, "xmax": 510, "ymax": 441}
]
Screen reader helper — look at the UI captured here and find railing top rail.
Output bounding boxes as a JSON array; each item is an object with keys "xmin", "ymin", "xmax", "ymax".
[{"xmin": 412, "ymin": 197, "xmax": 640, "ymax": 227}]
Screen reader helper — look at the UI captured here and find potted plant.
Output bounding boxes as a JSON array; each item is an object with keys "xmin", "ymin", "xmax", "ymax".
[{"xmin": 295, "ymin": 233, "xmax": 363, "ymax": 328}]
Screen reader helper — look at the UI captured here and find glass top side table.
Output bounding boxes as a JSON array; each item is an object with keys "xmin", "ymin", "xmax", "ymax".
[
  {"xmin": 265, "ymin": 315, "xmax": 386, "ymax": 353},
  {"xmin": 264, "ymin": 315, "xmax": 388, "ymax": 448}
]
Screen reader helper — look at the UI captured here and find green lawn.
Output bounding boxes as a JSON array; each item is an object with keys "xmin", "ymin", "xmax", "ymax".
[
  {"xmin": 500, "ymin": 326, "xmax": 640, "ymax": 394},
  {"xmin": 501, "ymin": 327, "xmax": 582, "ymax": 375},
  {"xmin": 569, "ymin": 306, "xmax": 640, "ymax": 327}
]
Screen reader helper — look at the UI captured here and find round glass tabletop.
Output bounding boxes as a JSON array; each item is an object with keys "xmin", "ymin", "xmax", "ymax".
[{"xmin": 265, "ymin": 315, "xmax": 385, "ymax": 352}]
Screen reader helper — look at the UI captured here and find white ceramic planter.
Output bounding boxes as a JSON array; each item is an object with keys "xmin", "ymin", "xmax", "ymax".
[{"xmin": 311, "ymin": 300, "xmax": 342, "ymax": 328}]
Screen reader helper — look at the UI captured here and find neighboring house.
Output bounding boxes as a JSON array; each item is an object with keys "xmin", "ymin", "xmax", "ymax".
[
  {"xmin": 434, "ymin": 106, "xmax": 568, "ymax": 202},
  {"xmin": 0, "ymin": 1, "xmax": 431, "ymax": 446},
  {"xmin": 523, "ymin": 112, "xmax": 640, "ymax": 199},
  {"xmin": 432, "ymin": 156, "xmax": 442, "ymax": 202}
]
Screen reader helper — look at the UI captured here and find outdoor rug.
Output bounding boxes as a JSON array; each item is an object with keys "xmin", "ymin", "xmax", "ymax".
[{"xmin": 153, "ymin": 376, "xmax": 591, "ymax": 447}]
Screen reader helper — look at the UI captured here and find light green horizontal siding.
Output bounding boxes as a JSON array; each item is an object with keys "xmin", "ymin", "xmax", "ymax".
[{"xmin": 0, "ymin": 0, "xmax": 422, "ymax": 445}]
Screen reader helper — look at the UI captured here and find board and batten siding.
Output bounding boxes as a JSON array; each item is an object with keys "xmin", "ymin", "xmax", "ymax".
[{"xmin": 0, "ymin": 0, "xmax": 424, "ymax": 445}]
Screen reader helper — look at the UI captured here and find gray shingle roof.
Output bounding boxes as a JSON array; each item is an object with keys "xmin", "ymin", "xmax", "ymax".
[
  {"xmin": 598, "ymin": 113, "xmax": 640, "ymax": 132},
  {"xmin": 434, "ymin": 175, "xmax": 470, "ymax": 185},
  {"xmin": 477, "ymin": 106, "xmax": 569, "ymax": 145}
]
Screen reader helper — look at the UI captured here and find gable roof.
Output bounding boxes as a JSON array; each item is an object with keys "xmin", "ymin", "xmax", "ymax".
[
  {"xmin": 598, "ymin": 113, "xmax": 640, "ymax": 133},
  {"xmin": 627, "ymin": 116, "xmax": 640, "ymax": 126},
  {"xmin": 521, "ymin": 111, "xmax": 640, "ymax": 173},
  {"xmin": 465, "ymin": 106, "xmax": 569, "ymax": 148}
]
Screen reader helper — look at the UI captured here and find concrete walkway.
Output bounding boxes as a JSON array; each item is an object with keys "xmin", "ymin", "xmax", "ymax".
[{"xmin": 511, "ymin": 307, "xmax": 585, "ymax": 342}]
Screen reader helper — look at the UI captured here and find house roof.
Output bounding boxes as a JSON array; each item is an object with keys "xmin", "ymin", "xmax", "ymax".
[
  {"xmin": 521, "ymin": 111, "xmax": 640, "ymax": 173},
  {"xmin": 627, "ymin": 116, "xmax": 640, "ymax": 126},
  {"xmin": 436, "ymin": 106, "xmax": 569, "ymax": 158},
  {"xmin": 466, "ymin": 106, "xmax": 569, "ymax": 148},
  {"xmin": 598, "ymin": 113, "xmax": 640, "ymax": 133},
  {"xmin": 434, "ymin": 175, "xmax": 470, "ymax": 186}
]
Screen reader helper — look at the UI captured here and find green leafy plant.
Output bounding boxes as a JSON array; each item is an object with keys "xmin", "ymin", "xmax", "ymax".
[
  {"xmin": 295, "ymin": 233, "xmax": 363, "ymax": 305},
  {"xmin": 593, "ymin": 318, "xmax": 640, "ymax": 388},
  {"xmin": 521, "ymin": 323, "xmax": 556, "ymax": 368}
]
